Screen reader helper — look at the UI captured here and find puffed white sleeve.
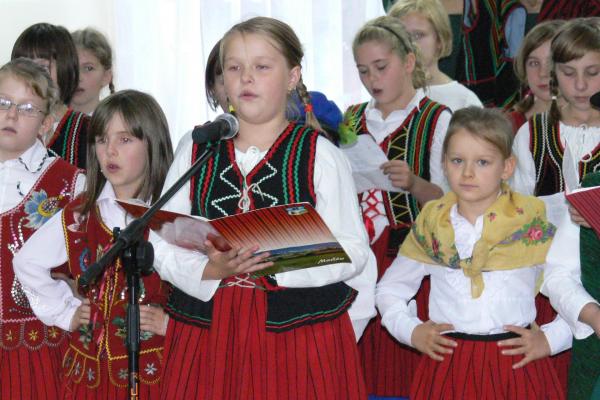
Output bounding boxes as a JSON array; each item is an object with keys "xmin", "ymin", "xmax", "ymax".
[
  {"xmin": 13, "ymin": 209, "xmax": 81, "ymax": 331},
  {"xmin": 376, "ymin": 254, "xmax": 428, "ymax": 347},
  {"xmin": 275, "ymin": 137, "xmax": 370, "ymax": 287},
  {"xmin": 541, "ymin": 212, "xmax": 598, "ymax": 339},
  {"xmin": 149, "ymin": 131, "xmax": 221, "ymax": 301},
  {"xmin": 346, "ymin": 249, "xmax": 378, "ymax": 341},
  {"xmin": 429, "ymin": 109, "xmax": 452, "ymax": 193},
  {"xmin": 511, "ymin": 122, "xmax": 537, "ymax": 195}
]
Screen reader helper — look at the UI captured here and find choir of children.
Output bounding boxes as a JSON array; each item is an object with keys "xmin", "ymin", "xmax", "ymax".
[{"xmin": 3, "ymin": 11, "xmax": 599, "ymax": 400}]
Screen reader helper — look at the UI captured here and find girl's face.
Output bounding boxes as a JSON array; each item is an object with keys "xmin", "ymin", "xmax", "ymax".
[
  {"xmin": 443, "ymin": 129, "xmax": 514, "ymax": 215},
  {"xmin": 525, "ymin": 40, "xmax": 552, "ymax": 102},
  {"xmin": 399, "ymin": 12, "xmax": 440, "ymax": 68},
  {"xmin": 555, "ymin": 50, "xmax": 600, "ymax": 112},
  {"xmin": 223, "ymin": 32, "xmax": 300, "ymax": 125},
  {"xmin": 95, "ymin": 112, "xmax": 147, "ymax": 199},
  {"xmin": 0, "ymin": 75, "xmax": 52, "ymax": 162},
  {"xmin": 71, "ymin": 48, "xmax": 112, "ymax": 111},
  {"xmin": 355, "ymin": 40, "xmax": 415, "ymax": 117}
]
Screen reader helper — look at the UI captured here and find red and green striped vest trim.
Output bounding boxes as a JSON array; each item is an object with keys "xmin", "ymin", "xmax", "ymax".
[
  {"xmin": 49, "ymin": 108, "xmax": 90, "ymax": 169},
  {"xmin": 189, "ymin": 121, "xmax": 317, "ymax": 218},
  {"xmin": 530, "ymin": 112, "xmax": 600, "ymax": 196}
]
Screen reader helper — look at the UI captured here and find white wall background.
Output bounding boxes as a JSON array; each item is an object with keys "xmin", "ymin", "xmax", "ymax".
[{"xmin": 1, "ymin": 0, "xmax": 383, "ymax": 146}]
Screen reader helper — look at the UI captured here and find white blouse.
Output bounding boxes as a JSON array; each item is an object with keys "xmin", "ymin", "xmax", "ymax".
[
  {"xmin": 0, "ymin": 140, "xmax": 85, "ymax": 213},
  {"xmin": 376, "ymin": 205, "xmax": 572, "ymax": 356},
  {"xmin": 13, "ymin": 183, "xmax": 131, "ymax": 331},
  {"xmin": 542, "ymin": 212, "xmax": 599, "ymax": 340},
  {"xmin": 361, "ymin": 89, "xmax": 452, "ymax": 242},
  {"xmin": 425, "ymin": 81, "xmax": 483, "ymax": 112},
  {"xmin": 512, "ymin": 120, "xmax": 600, "ymax": 226},
  {"xmin": 149, "ymin": 132, "xmax": 376, "ymax": 339}
]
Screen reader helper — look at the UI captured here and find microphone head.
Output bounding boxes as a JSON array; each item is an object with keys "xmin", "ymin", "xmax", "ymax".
[
  {"xmin": 591, "ymin": 91, "xmax": 600, "ymax": 109},
  {"xmin": 216, "ymin": 113, "xmax": 239, "ymax": 140}
]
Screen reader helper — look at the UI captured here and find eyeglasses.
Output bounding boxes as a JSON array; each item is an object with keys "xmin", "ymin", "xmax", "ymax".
[{"xmin": 0, "ymin": 97, "xmax": 45, "ymax": 118}]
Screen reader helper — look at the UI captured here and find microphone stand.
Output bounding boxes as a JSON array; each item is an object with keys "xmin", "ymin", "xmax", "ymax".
[{"xmin": 78, "ymin": 140, "xmax": 221, "ymax": 400}]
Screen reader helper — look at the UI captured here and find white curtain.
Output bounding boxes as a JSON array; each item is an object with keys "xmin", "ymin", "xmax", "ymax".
[{"xmin": 112, "ymin": 0, "xmax": 384, "ymax": 146}]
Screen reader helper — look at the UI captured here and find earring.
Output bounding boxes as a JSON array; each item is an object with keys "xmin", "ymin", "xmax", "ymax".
[{"xmin": 228, "ymin": 103, "xmax": 235, "ymax": 113}]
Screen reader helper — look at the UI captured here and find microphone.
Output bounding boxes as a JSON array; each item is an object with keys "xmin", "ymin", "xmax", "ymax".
[
  {"xmin": 192, "ymin": 113, "xmax": 239, "ymax": 144},
  {"xmin": 591, "ymin": 91, "xmax": 600, "ymax": 109}
]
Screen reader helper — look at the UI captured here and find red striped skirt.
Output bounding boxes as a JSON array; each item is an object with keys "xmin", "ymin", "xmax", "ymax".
[
  {"xmin": 0, "ymin": 344, "xmax": 64, "ymax": 400},
  {"xmin": 160, "ymin": 283, "xmax": 367, "ymax": 400},
  {"xmin": 535, "ymin": 293, "xmax": 570, "ymax": 397},
  {"xmin": 60, "ymin": 352, "xmax": 161, "ymax": 400},
  {"xmin": 410, "ymin": 336, "xmax": 564, "ymax": 400},
  {"xmin": 358, "ymin": 227, "xmax": 430, "ymax": 397}
]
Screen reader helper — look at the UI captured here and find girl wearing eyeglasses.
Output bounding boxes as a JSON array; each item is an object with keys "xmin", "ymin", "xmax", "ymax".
[
  {"xmin": 0, "ymin": 57, "xmax": 84, "ymax": 399},
  {"xmin": 12, "ymin": 23, "xmax": 91, "ymax": 169}
]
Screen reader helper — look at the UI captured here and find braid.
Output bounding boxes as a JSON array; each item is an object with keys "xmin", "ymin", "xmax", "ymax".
[
  {"xmin": 295, "ymin": 77, "xmax": 324, "ymax": 133},
  {"xmin": 548, "ymin": 70, "xmax": 561, "ymax": 127}
]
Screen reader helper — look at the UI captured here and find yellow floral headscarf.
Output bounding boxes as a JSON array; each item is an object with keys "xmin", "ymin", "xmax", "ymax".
[{"xmin": 400, "ymin": 184, "xmax": 555, "ymax": 298}]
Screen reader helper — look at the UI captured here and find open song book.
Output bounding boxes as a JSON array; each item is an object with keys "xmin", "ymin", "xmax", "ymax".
[
  {"xmin": 563, "ymin": 140, "xmax": 600, "ymax": 237},
  {"xmin": 117, "ymin": 200, "xmax": 351, "ymax": 276}
]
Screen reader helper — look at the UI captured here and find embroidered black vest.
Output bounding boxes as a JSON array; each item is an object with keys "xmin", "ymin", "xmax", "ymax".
[
  {"xmin": 166, "ymin": 122, "xmax": 356, "ymax": 332},
  {"xmin": 49, "ymin": 108, "xmax": 89, "ymax": 169},
  {"xmin": 530, "ymin": 112, "xmax": 600, "ymax": 196},
  {"xmin": 455, "ymin": 0, "xmax": 522, "ymax": 107},
  {"xmin": 348, "ymin": 98, "xmax": 448, "ymax": 254}
]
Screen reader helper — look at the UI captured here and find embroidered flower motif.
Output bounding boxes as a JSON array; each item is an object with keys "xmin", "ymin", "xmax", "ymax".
[
  {"xmin": 74, "ymin": 362, "xmax": 81, "ymax": 376},
  {"xmin": 87, "ymin": 368, "xmax": 95, "ymax": 382},
  {"xmin": 24, "ymin": 190, "xmax": 63, "ymax": 229},
  {"xmin": 28, "ymin": 329, "xmax": 39, "ymax": 341},
  {"xmin": 499, "ymin": 217, "xmax": 555, "ymax": 246},
  {"xmin": 431, "ymin": 238, "xmax": 440, "ymax": 256},
  {"xmin": 145, "ymin": 363, "xmax": 158, "ymax": 376},
  {"xmin": 515, "ymin": 207, "xmax": 524, "ymax": 215},
  {"xmin": 488, "ymin": 212, "xmax": 496, "ymax": 222},
  {"xmin": 79, "ymin": 248, "xmax": 90, "ymax": 272},
  {"xmin": 48, "ymin": 326, "xmax": 59, "ymax": 339},
  {"xmin": 5, "ymin": 330, "xmax": 13, "ymax": 342},
  {"xmin": 78, "ymin": 323, "xmax": 94, "ymax": 350},
  {"xmin": 118, "ymin": 369, "xmax": 128, "ymax": 380},
  {"xmin": 527, "ymin": 227, "xmax": 543, "ymax": 241},
  {"xmin": 113, "ymin": 315, "xmax": 154, "ymax": 342}
]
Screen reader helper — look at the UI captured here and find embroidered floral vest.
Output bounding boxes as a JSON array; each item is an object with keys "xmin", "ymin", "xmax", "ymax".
[
  {"xmin": 166, "ymin": 122, "xmax": 357, "ymax": 332},
  {"xmin": 0, "ymin": 158, "xmax": 80, "ymax": 350},
  {"xmin": 346, "ymin": 99, "xmax": 447, "ymax": 254},
  {"xmin": 61, "ymin": 198, "xmax": 167, "ymax": 388},
  {"xmin": 49, "ymin": 108, "xmax": 90, "ymax": 169},
  {"xmin": 529, "ymin": 112, "xmax": 600, "ymax": 196}
]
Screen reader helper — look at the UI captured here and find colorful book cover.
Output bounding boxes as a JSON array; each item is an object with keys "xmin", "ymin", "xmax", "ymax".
[{"xmin": 117, "ymin": 200, "xmax": 351, "ymax": 276}]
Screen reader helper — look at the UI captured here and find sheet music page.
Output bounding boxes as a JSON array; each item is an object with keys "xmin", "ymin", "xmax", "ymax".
[{"xmin": 341, "ymin": 134, "xmax": 404, "ymax": 193}]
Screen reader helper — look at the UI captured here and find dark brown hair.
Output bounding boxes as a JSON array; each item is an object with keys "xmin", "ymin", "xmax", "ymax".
[
  {"xmin": 512, "ymin": 20, "xmax": 564, "ymax": 114},
  {"xmin": 79, "ymin": 90, "xmax": 174, "ymax": 216},
  {"xmin": 205, "ymin": 40, "xmax": 223, "ymax": 111},
  {"xmin": 11, "ymin": 23, "xmax": 79, "ymax": 105}
]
